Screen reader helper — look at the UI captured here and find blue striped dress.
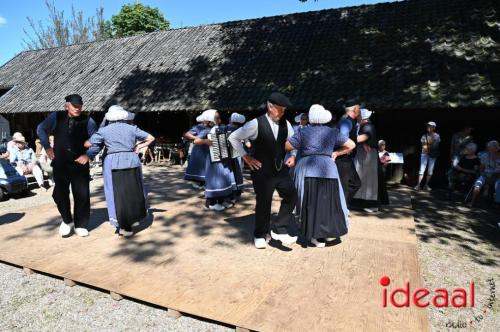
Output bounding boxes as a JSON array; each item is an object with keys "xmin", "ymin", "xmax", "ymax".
[
  {"xmin": 204, "ymin": 125, "xmax": 237, "ymax": 199},
  {"xmin": 184, "ymin": 124, "xmax": 210, "ymax": 183}
]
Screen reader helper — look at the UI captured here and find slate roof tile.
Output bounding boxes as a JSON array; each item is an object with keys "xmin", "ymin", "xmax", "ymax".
[{"xmin": 0, "ymin": 0, "xmax": 498, "ymax": 113}]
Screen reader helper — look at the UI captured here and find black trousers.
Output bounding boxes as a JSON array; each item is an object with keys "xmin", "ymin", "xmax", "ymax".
[
  {"xmin": 52, "ymin": 163, "xmax": 90, "ymax": 228},
  {"xmin": 336, "ymin": 157, "xmax": 361, "ymax": 206},
  {"xmin": 251, "ymin": 169, "xmax": 297, "ymax": 238}
]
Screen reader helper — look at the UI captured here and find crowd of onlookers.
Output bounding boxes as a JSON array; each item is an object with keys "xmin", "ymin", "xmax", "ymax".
[
  {"xmin": 399, "ymin": 122, "xmax": 499, "ymax": 206},
  {"xmin": 1, "ymin": 121, "xmax": 499, "ymax": 207},
  {"xmin": 0, "ymin": 132, "xmax": 54, "ymax": 191}
]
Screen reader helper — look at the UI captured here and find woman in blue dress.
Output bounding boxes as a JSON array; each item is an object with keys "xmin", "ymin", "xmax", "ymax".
[
  {"xmin": 87, "ymin": 106, "xmax": 155, "ymax": 237},
  {"xmin": 286, "ymin": 104, "xmax": 355, "ymax": 247},
  {"xmin": 89, "ymin": 111, "xmax": 149, "ymax": 229},
  {"xmin": 194, "ymin": 109, "xmax": 237, "ymax": 211},
  {"xmin": 288, "ymin": 113, "xmax": 309, "ymax": 177},
  {"xmin": 183, "ymin": 114, "xmax": 209, "ymax": 189}
]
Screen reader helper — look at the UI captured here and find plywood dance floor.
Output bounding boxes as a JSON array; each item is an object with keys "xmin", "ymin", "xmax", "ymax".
[{"xmin": 0, "ymin": 167, "xmax": 428, "ymax": 331}]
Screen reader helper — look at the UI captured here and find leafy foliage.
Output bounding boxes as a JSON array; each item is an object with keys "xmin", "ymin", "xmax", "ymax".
[
  {"xmin": 111, "ymin": 3, "xmax": 170, "ymax": 37},
  {"xmin": 22, "ymin": 1, "xmax": 169, "ymax": 50}
]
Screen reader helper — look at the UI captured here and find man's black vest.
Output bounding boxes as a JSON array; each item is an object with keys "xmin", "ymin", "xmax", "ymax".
[
  {"xmin": 53, "ymin": 112, "xmax": 89, "ymax": 167},
  {"xmin": 251, "ymin": 114, "xmax": 288, "ymax": 176},
  {"xmin": 337, "ymin": 115, "xmax": 358, "ymax": 161}
]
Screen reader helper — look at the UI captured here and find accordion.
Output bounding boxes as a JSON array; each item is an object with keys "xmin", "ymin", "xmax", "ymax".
[{"xmin": 208, "ymin": 128, "xmax": 239, "ymax": 162}]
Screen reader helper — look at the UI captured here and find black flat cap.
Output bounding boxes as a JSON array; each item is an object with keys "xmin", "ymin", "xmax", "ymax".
[
  {"xmin": 268, "ymin": 92, "xmax": 292, "ymax": 108},
  {"xmin": 65, "ymin": 94, "xmax": 83, "ymax": 105}
]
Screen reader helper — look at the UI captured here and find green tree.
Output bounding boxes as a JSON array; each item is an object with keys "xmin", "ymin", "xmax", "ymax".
[{"xmin": 111, "ymin": 3, "xmax": 170, "ymax": 37}]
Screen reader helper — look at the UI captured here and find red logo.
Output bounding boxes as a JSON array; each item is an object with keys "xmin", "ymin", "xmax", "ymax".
[{"xmin": 380, "ymin": 276, "xmax": 475, "ymax": 308}]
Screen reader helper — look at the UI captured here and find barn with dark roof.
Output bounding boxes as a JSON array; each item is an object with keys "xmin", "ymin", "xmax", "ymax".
[{"xmin": 0, "ymin": 0, "xmax": 498, "ymax": 182}]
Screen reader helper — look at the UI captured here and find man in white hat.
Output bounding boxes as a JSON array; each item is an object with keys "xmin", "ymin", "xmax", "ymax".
[
  {"xmin": 9, "ymin": 135, "xmax": 46, "ymax": 190},
  {"xmin": 415, "ymin": 121, "xmax": 441, "ymax": 190}
]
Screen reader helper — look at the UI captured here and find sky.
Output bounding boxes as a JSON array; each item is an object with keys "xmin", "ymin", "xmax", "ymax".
[{"xmin": 0, "ymin": 0, "xmax": 388, "ymax": 66}]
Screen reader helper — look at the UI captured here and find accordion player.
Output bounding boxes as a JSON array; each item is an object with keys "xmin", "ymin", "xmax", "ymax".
[{"xmin": 209, "ymin": 127, "xmax": 239, "ymax": 163}]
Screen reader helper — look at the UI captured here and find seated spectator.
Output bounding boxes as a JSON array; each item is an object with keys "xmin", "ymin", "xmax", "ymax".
[
  {"xmin": 469, "ymin": 140, "xmax": 499, "ymax": 207},
  {"xmin": 9, "ymin": 136, "xmax": 46, "ymax": 191},
  {"xmin": 450, "ymin": 126, "xmax": 474, "ymax": 167},
  {"xmin": 448, "ymin": 143, "xmax": 480, "ymax": 193},
  {"xmin": 35, "ymin": 139, "xmax": 43, "ymax": 159},
  {"xmin": 6, "ymin": 132, "xmax": 23, "ymax": 157}
]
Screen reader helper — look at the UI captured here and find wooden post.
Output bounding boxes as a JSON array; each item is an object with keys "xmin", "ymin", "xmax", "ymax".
[
  {"xmin": 63, "ymin": 278, "xmax": 76, "ymax": 287},
  {"xmin": 110, "ymin": 291, "xmax": 123, "ymax": 301},
  {"xmin": 23, "ymin": 267, "xmax": 34, "ymax": 275},
  {"xmin": 166, "ymin": 308, "xmax": 182, "ymax": 319}
]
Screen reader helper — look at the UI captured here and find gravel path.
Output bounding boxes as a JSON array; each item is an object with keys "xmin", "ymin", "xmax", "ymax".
[{"xmin": 0, "ymin": 263, "xmax": 231, "ymax": 332}]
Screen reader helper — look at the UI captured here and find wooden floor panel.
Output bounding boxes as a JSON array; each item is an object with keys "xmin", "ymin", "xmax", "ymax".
[{"xmin": 0, "ymin": 168, "xmax": 428, "ymax": 331}]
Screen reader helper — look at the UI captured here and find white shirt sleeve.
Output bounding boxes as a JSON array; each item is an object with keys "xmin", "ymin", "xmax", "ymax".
[
  {"xmin": 228, "ymin": 119, "xmax": 258, "ymax": 157},
  {"xmin": 286, "ymin": 121, "xmax": 295, "ymax": 138},
  {"xmin": 286, "ymin": 121, "xmax": 298, "ymax": 157}
]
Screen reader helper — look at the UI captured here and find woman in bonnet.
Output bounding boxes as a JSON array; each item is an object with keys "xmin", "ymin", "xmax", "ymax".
[
  {"xmin": 286, "ymin": 104, "xmax": 355, "ymax": 247},
  {"xmin": 87, "ymin": 105, "xmax": 155, "ymax": 237}
]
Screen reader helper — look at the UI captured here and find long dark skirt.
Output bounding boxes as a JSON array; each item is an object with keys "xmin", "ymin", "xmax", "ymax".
[
  {"xmin": 301, "ymin": 177, "xmax": 348, "ymax": 240},
  {"xmin": 112, "ymin": 167, "xmax": 147, "ymax": 231}
]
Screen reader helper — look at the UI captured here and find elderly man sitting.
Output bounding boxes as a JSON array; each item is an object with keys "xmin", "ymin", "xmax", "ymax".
[{"xmin": 9, "ymin": 136, "xmax": 46, "ymax": 191}]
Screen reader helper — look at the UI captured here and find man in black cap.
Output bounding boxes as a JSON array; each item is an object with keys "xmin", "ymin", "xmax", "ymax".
[
  {"xmin": 228, "ymin": 92, "xmax": 298, "ymax": 249},
  {"xmin": 335, "ymin": 104, "xmax": 361, "ymax": 206},
  {"xmin": 37, "ymin": 94, "xmax": 97, "ymax": 237}
]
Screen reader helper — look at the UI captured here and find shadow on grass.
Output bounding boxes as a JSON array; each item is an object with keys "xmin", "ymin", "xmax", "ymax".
[{"xmin": 411, "ymin": 187, "xmax": 499, "ymax": 266}]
